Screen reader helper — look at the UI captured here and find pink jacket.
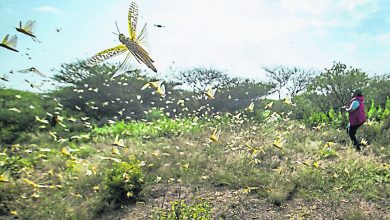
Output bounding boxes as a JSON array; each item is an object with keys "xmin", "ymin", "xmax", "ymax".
[{"xmin": 349, "ymin": 96, "xmax": 366, "ymax": 126}]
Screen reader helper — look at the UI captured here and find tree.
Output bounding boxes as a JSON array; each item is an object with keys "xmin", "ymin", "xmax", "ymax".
[
  {"xmin": 286, "ymin": 67, "xmax": 315, "ymax": 97},
  {"xmin": 209, "ymin": 79, "xmax": 275, "ymax": 113},
  {"xmin": 365, "ymin": 73, "xmax": 390, "ymax": 107},
  {"xmin": 306, "ymin": 62, "xmax": 369, "ymax": 113},
  {"xmin": 263, "ymin": 66, "xmax": 292, "ymax": 99},
  {"xmin": 0, "ymin": 89, "xmax": 55, "ymax": 144},
  {"xmin": 173, "ymin": 67, "xmax": 240, "ymax": 93},
  {"xmin": 51, "ymin": 60, "xmax": 189, "ymax": 122},
  {"xmin": 52, "ymin": 60, "xmax": 118, "ymax": 85}
]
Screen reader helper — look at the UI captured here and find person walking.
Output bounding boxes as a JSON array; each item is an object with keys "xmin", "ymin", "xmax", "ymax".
[{"xmin": 345, "ymin": 89, "xmax": 366, "ymax": 151}]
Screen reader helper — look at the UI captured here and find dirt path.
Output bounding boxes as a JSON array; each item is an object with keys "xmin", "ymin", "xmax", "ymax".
[{"xmin": 98, "ymin": 185, "xmax": 389, "ymax": 220}]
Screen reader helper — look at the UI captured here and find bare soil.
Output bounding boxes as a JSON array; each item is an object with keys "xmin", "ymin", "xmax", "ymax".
[{"xmin": 98, "ymin": 184, "xmax": 389, "ymax": 220}]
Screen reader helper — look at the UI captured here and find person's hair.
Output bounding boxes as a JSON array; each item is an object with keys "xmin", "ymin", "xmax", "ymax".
[{"xmin": 354, "ymin": 89, "xmax": 363, "ymax": 96}]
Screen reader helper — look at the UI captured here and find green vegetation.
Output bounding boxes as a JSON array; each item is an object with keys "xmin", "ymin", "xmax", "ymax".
[
  {"xmin": 1, "ymin": 61, "xmax": 389, "ymax": 219},
  {"xmin": 102, "ymin": 159, "xmax": 143, "ymax": 204},
  {"xmin": 153, "ymin": 199, "xmax": 212, "ymax": 220},
  {"xmin": 0, "ymin": 89, "xmax": 53, "ymax": 143},
  {"xmin": 93, "ymin": 116, "xmax": 204, "ymax": 139}
]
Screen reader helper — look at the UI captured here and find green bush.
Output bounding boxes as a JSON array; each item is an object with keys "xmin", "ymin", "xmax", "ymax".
[
  {"xmin": 0, "ymin": 89, "xmax": 49, "ymax": 143},
  {"xmin": 144, "ymin": 109, "xmax": 166, "ymax": 121},
  {"xmin": 93, "ymin": 117, "xmax": 205, "ymax": 139},
  {"xmin": 367, "ymin": 97, "xmax": 390, "ymax": 121},
  {"xmin": 359, "ymin": 121, "xmax": 390, "ymax": 158},
  {"xmin": 383, "ymin": 97, "xmax": 390, "ymax": 119},
  {"xmin": 368, "ymin": 99, "xmax": 376, "ymax": 120},
  {"xmin": 382, "ymin": 116, "xmax": 390, "ymax": 131},
  {"xmin": 102, "ymin": 157, "xmax": 143, "ymax": 205},
  {"xmin": 268, "ymin": 190, "xmax": 287, "ymax": 206},
  {"xmin": 0, "ymin": 88, "xmax": 87, "ymax": 144},
  {"xmin": 301, "ymin": 96, "xmax": 390, "ymax": 128},
  {"xmin": 153, "ymin": 199, "xmax": 212, "ymax": 220},
  {"xmin": 319, "ymin": 147, "xmax": 338, "ymax": 159},
  {"xmin": 303, "ymin": 108, "xmax": 348, "ymax": 128}
]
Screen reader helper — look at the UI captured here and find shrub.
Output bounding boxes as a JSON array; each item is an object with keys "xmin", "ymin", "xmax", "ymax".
[
  {"xmin": 0, "ymin": 89, "xmax": 57, "ymax": 144},
  {"xmin": 268, "ymin": 190, "xmax": 287, "ymax": 206},
  {"xmin": 153, "ymin": 199, "xmax": 212, "ymax": 220},
  {"xmin": 144, "ymin": 109, "xmax": 166, "ymax": 121},
  {"xmin": 319, "ymin": 147, "xmax": 338, "ymax": 159},
  {"xmin": 0, "ymin": 88, "xmax": 88, "ymax": 144},
  {"xmin": 102, "ymin": 157, "xmax": 143, "ymax": 205},
  {"xmin": 382, "ymin": 116, "xmax": 390, "ymax": 131},
  {"xmin": 93, "ymin": 118, "xmax": 206, "ymax": 139},
  {"xmin": 383, "ymin": 97, "xmax": 390, "ymax": 119},
  {"xmin": 360, "ymin": 124, "xmax": 382, "ymax": 145}
]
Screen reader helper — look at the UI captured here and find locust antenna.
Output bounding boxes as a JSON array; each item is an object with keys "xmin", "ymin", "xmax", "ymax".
[{"xmin": 115, "ymin": 21, "xmax": 121, "ymax": 34}]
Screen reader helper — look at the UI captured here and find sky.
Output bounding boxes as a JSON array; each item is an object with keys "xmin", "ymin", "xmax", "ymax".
[{"xmin": 1, "ymin": 0, "xmax": 390, "ymax": 92}]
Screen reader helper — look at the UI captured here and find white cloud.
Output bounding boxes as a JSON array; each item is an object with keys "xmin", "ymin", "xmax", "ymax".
[
  {"xmin": 32, "ymin": 5, "xmax": 65, "ymax": 15},
  {"xmin": 279, "ymin": 0, "xmax": 380, "ymax": 28}
]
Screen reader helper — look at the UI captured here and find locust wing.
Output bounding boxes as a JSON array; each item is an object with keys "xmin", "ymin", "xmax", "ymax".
[
  {"xmin": 0, "ymin": 34, "xmax": 18, "ymax": 52},
  {"xmin": 128, "ymin": 1, "xmax": 139, "ymax": 40},
  {"xmin": 111, "ymin": 52, "xmax": 132, "ymax": 78},
  {"xmin": 86, "ymin": 44, "xmax": 128, "ymax": 66},
  {"xmin": 23, "ymin": 20, "xmax": 36, "ymax": 34}
]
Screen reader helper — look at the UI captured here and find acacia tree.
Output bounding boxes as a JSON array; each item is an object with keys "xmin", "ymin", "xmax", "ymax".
[
  {"xmin": 51, "ymin": 60, "xmax": 176, "ymax": 121},
  {"xmin": 51, "ymin": 60, "xmax": 118, "ymax": 85},
  {"xmin": 263, "ymin": 66, "xmax": 292, "ymax": 99},
  {"xmin": 286, "ymin": 67, "xmax": 315, "ymax": 97},
  {"xmin": 171, "ymin": 67, "xmax": 275, "ymax": 113},
  {"xmin": 173, "ymin": 67, "xmax": 240, "ymax": 93},
  {"xmin": 209, "ymin": 79, "xmax": 275, "ymax": 113},
  {"xmin": 306, "ymin": 62, "xmax": 369, "ymax": 113},
  {"xmin": 264, "ymin": 66, "xmax": 314, "ymax": 99}
]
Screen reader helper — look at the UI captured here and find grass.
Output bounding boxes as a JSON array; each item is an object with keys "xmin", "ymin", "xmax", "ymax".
[
  {"xmin": 0, "ymin": 114, "xmax": 389, "ymax": 219},
  {"xmin": 92, "ymin": 115, "xmax": 226, "ymax": 140},
  {"xmin": 342, "ymin": 209, "xmax": 366, "ymax": 220},
  {"xmin": 152, "ymin": 198, "xmax": 212, "ymax": 220}
]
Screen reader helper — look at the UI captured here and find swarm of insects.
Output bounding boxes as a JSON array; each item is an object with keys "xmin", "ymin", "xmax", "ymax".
[{"xmin": 86, "ymin": 1, "xmax": 157, "ymax": 78}]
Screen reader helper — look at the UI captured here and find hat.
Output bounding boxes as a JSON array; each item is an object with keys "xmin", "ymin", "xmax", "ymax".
[{"xmin": 354, "ymin": 89, "xmax": 363, "ymax": 96}]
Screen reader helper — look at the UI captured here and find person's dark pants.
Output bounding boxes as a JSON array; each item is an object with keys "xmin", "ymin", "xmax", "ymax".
[{"xmin": 348, "ymin": 123, "xmax": 363, "ymax": 147}]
